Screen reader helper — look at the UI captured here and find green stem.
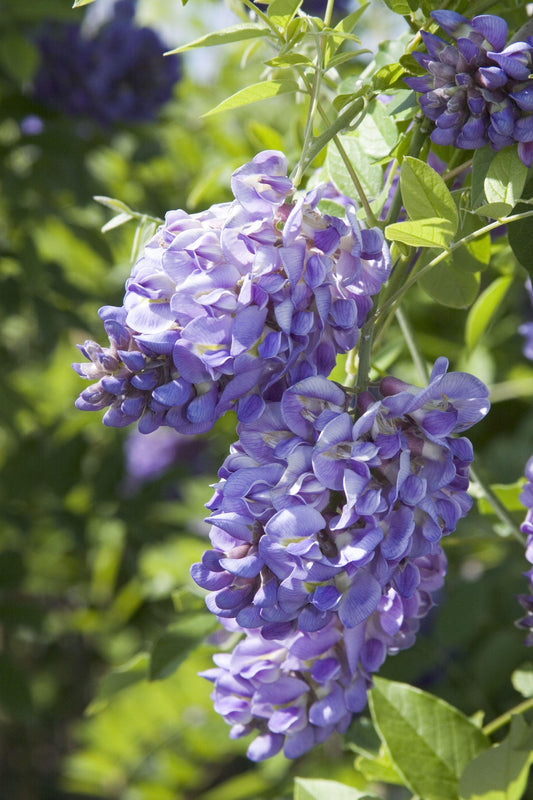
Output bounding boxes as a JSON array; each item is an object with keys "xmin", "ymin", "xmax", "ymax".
[
  {"xmin": 295, "ymin": 96, "xmax": 366, "ymax": 177},
  {"xmin": 292, "ymin": 54, "xmax": 324, "ymax": 187},
  {"xmin": 395, "ymin": 306, "xmax": 429, "ymax": 383},
  {"xmin": 323, "ymin": 0, "xmax": 335, "ymax": 27},
  {"xmin": 355, "ymin": 314, "xmax": 375, "ymax": 392},
  {"xmin": 469, "ymin": 464, "xmax": 526, "ymax": 545},
  {"xmin": 483, "ymin": 696, "xmax": 533, "ymax": 737}
]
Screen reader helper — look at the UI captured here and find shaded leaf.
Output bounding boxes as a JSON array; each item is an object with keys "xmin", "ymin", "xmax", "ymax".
[
  {"xmin": 419, "ymin": 259, "xmax": 480, "ymax": 308},
  {"xmin": 475, "ymin": 202, "xmax": 513, "ymax": 219},
  {"xmin": 471, "ymin": 146, "xmax": 497, "ymax": 210},
  {"xmin": 459, "ymin": 716, "xmax": 533, "ymax": 800},
  {"xmin": 327, "ymin": 133, "xmax": 383, "ymax": 199},
  {"xmin": 369, "ymin": 677, "xmax": 489, "ymax": 800},
  {"xmin": 508, "ymin": 201, "xmax": 533, "ymax": 274}
]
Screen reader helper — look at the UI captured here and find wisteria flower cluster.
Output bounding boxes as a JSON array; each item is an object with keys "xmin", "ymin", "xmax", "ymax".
[
  {"xmin": 193, "ymin": 360, "xmax": 490, "ymax": 758},
  {"xmin": 517, "ymin": 458, "xmax": 533, "ymax": 646},
  {"xmin": 33, "ymin": 0, "xmax": 180, "ymax": 126},
  {"xmin": 406, "ymin": 10, "xmax": 533, "ymax": 165},
  {"xmin": 73, "ymin": 150, "xmax": 390, "ymax": 434}
]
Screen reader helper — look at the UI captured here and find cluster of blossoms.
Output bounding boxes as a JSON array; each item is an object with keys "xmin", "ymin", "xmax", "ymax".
[
  {"xmin": 73, "ymin": 151, "xmax": 390, "ymax": 434},
  {"xmin": 406, "ymin": 10, "xmax": 533, "ymax": 165},
  {"xmin": 33, "ymin": 1, "xmax": 180, "ymax": 126},
  {"xmin": 517, "ymin": 458, "xmax": 533, "ymax": 645},
  {"xmin": 74, "ymin": 146, "xmax": 492, "ymax": 759},
  {"xmin": 193, "ymin": 361, "xmax": 490, "ymax": 758}
]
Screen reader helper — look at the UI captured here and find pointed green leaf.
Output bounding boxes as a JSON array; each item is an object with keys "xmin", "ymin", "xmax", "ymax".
[
  {"xmin": 511, "ymin": 664, "xmax": 533, "ymax": 698},
  {"xmin": 465, "ymin": 275, "xmax": 513, "ymax": 350},
  {"xmin": 72, "ymin": 0, "xmax": 96, "ymax": 6},
  {"xmin": 484, "ymin": 148, "xmax": 528, "ymax": 208},
  {"xmin": 355, "ymin": 747, "xmax": 405, "ymax": 786},
  {"xmin": 149, "ymin": 613, "xmax": 219, "ymax": 681},
  {"xmin": 459, "ymin": 716, "xmax": 533, "ymax": 800},
  {"xmin": 266, "ymin": 53, "xmax": 314, "ymax": 67},
  {"xmin": 294, "ymin": 778, "xmax": 377, "ymax": 800},
  {"xmin": 369, "ymin": 677, "xmax": 489, "ymax": 800},
  {"xmin": 93, "ymin": 195, "xmax": 135, "ymax": 215},
  {"xmin": 385, "ymin": 217, "xmax": 455, "ymax": 248},
  {"xmin": 401, "ymin": 157, "xmax": 458, "ymax": 229},
  {"xmin": 471, "ymin": 146, "xmax": 496, "ymax": 210},
  {"xmin": 202, "ymin": 80, "xmax": 299, "ymax": 117},
  {"xmin": 101, "ymin": 212, "xmax": 133, "ymax": 233},
  {"xmin": 166, "ymin": 24, "xmax": 271, "ymax": 55},
  {"xmin": 419, "ymin": 259, "xmax": 480, "ymax": 308},
  {"xmin": 267, "ymin": 0, "xmax": 303, "ymax": 28}
]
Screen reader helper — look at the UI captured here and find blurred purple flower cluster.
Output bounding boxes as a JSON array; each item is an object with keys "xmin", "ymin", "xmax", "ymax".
[
  {"xmin": 193, "ymin": 360, "xmax": 490, "ymax": 759},
  {"xmin": 406, "ymin": 10, "xmax": 533, "ymax": 165},
  {"xmin": 73, "ymin": 150, "xmax": 390, "ymax": 434},
  {"xmin": 33, "ymin": 0, "xmax": 180, "ymax": 127},
  {"xmin": 517, "ymin": 458, "xmax": 533, "ymax": 645}
]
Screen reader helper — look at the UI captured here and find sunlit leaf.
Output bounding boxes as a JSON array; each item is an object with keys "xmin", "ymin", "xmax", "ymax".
[
  {"xmin": 267, "ymin": 0, "xmax": 303, "ymax": 29},
  {"xmin": 86, "ymin": 653, "xmax": 149, "ymax": 715},
  {"xmin": 465, "ymin": 275, "xmax": 513, "ymax": 351},
  {"xmin": 400, "ymin": 157, "xmax": 458, "ymax": 229},
  {"xmin": 484, "ymin": 149, "xmax": 528, "ymax": 209},
  {"xmin": 294, "ymin": 778, "xmax": 378, "ymax": 800},
  {"xmin": 202, "ymin": 80, "xmax": 299, "ymax": 117},
  {"xmin": 369, "ymin": 677, "xmax": 489, "ymax": 800},
  {"xmin": 511, "ymin": 664, "xmax": 533, "ymax": 698},
  {"xmin": 166, "ymin": 24, "xmax": 271, "ymax": 55},
  {"xmin": 385, "ymin": 217, "xmax": 455, "ymax": 248}
]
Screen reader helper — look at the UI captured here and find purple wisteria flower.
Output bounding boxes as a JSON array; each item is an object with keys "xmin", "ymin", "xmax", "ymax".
[
  {"xmin": 406, "ymin": 11, "xmax": 533, "ymax": 165},
  {"xmin": 191, "ymin": 359, "xmax": 490, "ymax": 639},
  {"xmin": 73, "ymin": 151, "xmax": 390, "ymax": 434},
  {"xmin": 519, "ymin": 279, "xmax": 533, "ymax": 361},
  {"xmin": 33, "ymin": 0, "xmax": 181, "ymax": 127},
  {"xmin": 516, "ymin": 457, "xmax": 533, "ymax": 645},
  {"xmin": 202, "ymin": 550, "xmax": 446, "ymax": 761}
]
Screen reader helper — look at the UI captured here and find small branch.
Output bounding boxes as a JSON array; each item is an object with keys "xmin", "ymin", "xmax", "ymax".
[
  {"xmin": 395, "ymin": 306, "xmax": 429, "ymax": 383},
  {"xmin": 483, "ymin": 696, "xmax": 533, "ymax": 737},
  {"xmin": 469, "ymin": 464, "xmax": 526, "ymax": 545}
]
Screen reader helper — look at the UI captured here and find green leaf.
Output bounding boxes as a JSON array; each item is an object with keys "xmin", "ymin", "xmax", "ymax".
[
  {"xmin": 400, "ymin": 157, "xmax": 458, "ymax": 229},
  {"xmin": 267, "ymin": 0, "xmax": 303, "ymax": 28},
  {"xmin": 86, "ymin": 653, "xmax": 149, "ymax": 715},
  {"xmin": 72, "ymin": 0, "xmax": 96, "ymax": 6},
  {"xmin": 327, "ymin": 134, "xmax": 384, "ymax": 200},
  {"xmin": 465, "ymin": 275, "xmax": 513, "ymax": 350},
  {"xmin": 475, "ymin": 202, "xmax": 513, "ymax": 219},
  {"xmin": 149, "ymin": 613, "xmax": 219, "ymax": 681},
  {"xmin": 351, "ymin": 99, "xmax": 399, "ymax": 159},
  {"xmin": 471, "ymin": 146, "xmax": 497, "ymax": 210},
  {"xmin": 382, "ymin": 0, "xmax": 411, "ymax": 12},
  {"xmin": 294, "ymin": 778, "xmax": 377, "ymax": 800},
  {"xmin": 101, "ymin": 212, "xmax": 133, "ymax": 233},
  {"xmin": 385, "ymin": 217, "xmax": 455, "ymax": 248},
  {"xmin": 202, "ymin": 80, "xmax": 299, "ymax": 117},
  {"xmin": 511, "ymin": 664, "xmax": 533, "ymax": 698},
  {"xmin": 419, "ymin": 259, "xmax": 480, "ymax": 308},
  {"xmin": 451, "ymin": 214, "xmax": 491, "ymax": 273},
  {"xmin": 0, "ymin": 34, "xmax": 38, "ymax": 82},
  {"xmin": 459, "ymin": 716, "xmax": 533, "ymax": 800},
  {"xmin": 373, "ymin": 62, "xmax": 406, "ymax": 91},
  {"xmin": 166, "ymin": 24, "xmax": 271, "ymax": 55},
  {"xmin": 369, "ymin": 677, "xmax": 490, "ymax": 800},
  {"xmin": 477, "ymin": 480, "xmax": 526, "ymax": 517},
  {"xmin": 266, "ymin": 53, "xmax": 313, "ymax": 67},
  {"xmin": 355, "ymin": 747, "xmax": 405, "ymax": 786},
  {"xmin": 508, "ymin": 201, "xmax": 533, "ymax": 274},
  {"xmin": 484, "ymin": 148, "xmax": 528, "ymax": 208}
]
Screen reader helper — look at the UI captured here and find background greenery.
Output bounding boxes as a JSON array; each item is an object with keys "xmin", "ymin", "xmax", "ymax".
[{"xmin": 2, "ymin": 0, "xmax": 533, "ymax": 798}]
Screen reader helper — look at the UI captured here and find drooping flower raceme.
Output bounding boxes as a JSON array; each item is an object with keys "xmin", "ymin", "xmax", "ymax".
[
  {"xmin": 195, "ymin": 359, "xmax": 489, "ymax": 758},
  {"xmin": 73, "ymin": 151, "xmax": 390, "ymax": 434},
  {"xmin": 192, "ymin": 360, "xmax": 489, "ymax": 638},
  {"xmin": 406, "ymin": 11, "xmax": 533, "ymax": 165},
  {"xmin": 202, "ymin": 551, "xmax": 446, "ymax": 762},
  {"xmin": 33, "ymin": 0, "xmax": 180, "ymax": 126},
  {"xmin": 516, "ymin": 457, "xmax": 533, "ymax": 645}
]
